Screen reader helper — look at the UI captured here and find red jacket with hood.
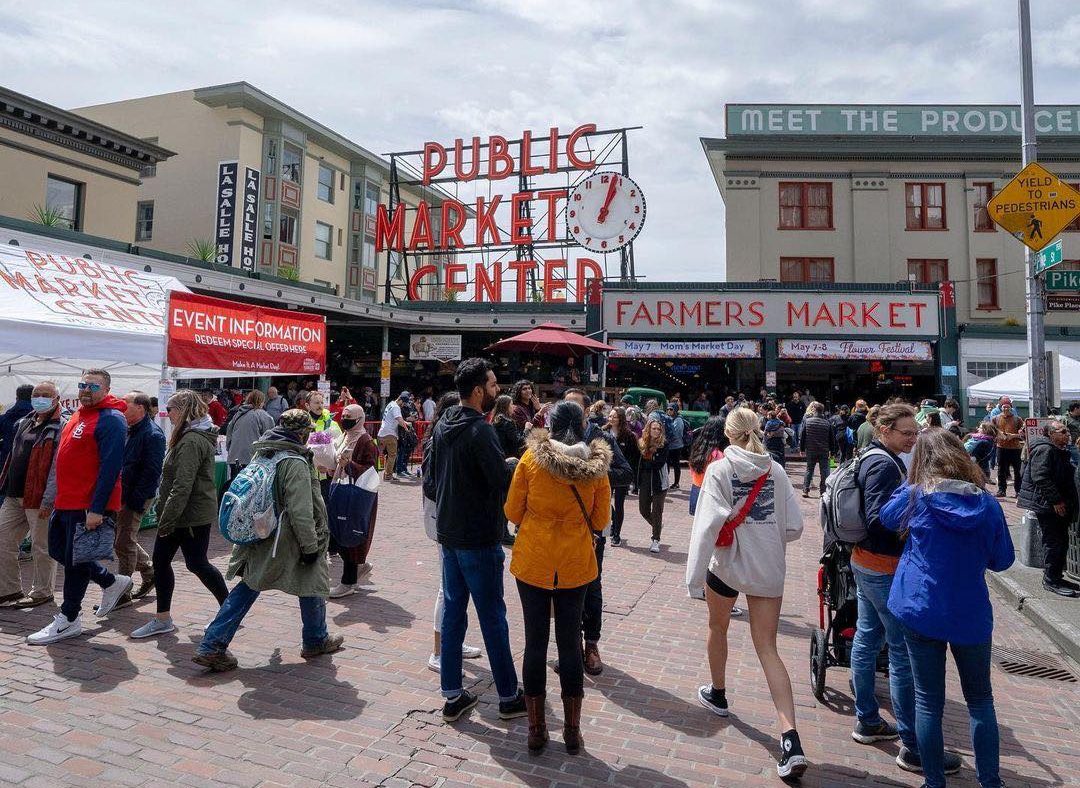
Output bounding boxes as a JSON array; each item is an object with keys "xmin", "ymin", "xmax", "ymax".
[{"xmin": 54, "ymin": 395, "xmax": 127, "ymax": 513}]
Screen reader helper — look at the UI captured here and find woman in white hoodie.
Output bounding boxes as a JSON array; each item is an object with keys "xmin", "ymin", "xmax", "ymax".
[{"xmin": 686, "ymin": 407, "xmax": 806, "ymax": 779}]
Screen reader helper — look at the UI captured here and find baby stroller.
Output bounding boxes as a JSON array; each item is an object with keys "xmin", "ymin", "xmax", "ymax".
[{"xmin": 809, "ymin": 540, "xmax": 888, "ymax": 701}]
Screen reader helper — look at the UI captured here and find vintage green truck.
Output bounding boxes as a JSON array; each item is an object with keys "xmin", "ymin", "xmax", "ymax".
[{"xmin": 619, "ymin": 387, "xmax": 711, "ymax": 430}]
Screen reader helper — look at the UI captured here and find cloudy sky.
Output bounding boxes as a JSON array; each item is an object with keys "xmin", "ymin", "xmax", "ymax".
[{"xmin": 3, "ymin": 0, "xmax": 1080, "ymax": 282}]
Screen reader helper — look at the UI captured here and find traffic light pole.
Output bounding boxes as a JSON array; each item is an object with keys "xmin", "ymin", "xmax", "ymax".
[{"xmin": 1019, "ymin": 0, "xmax": 1048, "ymax": 417}]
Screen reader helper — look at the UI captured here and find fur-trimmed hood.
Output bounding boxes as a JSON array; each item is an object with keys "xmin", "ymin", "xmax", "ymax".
[{"xmin": 527, "ymin": 428, "xmax": 612, "ymax": 482}]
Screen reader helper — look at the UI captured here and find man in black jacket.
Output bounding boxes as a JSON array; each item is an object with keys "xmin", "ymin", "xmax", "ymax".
[
  {"xmin": 799, "ymin": 401, "xmax": 836, "ymax": 497},
  {"xmin": 430, "ymin": 358, "xmax": 525, "ymax": 722},
  {"xmin": 1019, "ymin": 422, "xmax": 1080, "ymax": 597}
]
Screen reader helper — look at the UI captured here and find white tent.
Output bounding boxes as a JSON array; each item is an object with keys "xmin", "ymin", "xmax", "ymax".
[
  {"xmin": 0, "ymin": 244, "xmax": 254, "ymax": 409},
  {"xmin": 967, "ymin": 354, "xmax": 1080, "ymax": 402}
]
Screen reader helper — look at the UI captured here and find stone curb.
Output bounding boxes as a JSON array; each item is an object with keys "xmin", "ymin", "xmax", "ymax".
[{"xmin": 987, "ymin": 570, "xmax": 1080, "ymax": 668}]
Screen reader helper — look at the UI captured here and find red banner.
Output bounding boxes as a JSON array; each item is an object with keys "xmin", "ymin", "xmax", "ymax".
[{"xmin": 167, "ymin": 292, "xmax": 326, "ymax": 374}]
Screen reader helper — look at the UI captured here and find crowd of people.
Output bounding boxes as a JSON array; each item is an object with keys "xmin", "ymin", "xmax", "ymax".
[{"xmin": 1, "ymin": 364, "xmax": 1073, "ymax": 787}]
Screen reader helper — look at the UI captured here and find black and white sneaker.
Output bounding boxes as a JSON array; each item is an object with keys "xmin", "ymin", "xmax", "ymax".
[
  {"xmin": 896, "ymin": 745, "xmax": 963, "ymax": 775},
  {"xmin": 697, "ymin": 685, "xmax": 729, "ymax": 717},
  {"xmin": 777, "ymin": 729, "xmax": 808, "ymax": 779},
  {"xmin": 610, "ymin": 535, "xmax": 621, "ymax": 546},
  {"xmin": 852, "ymin": 719, "xmax": 899, "ymax": 744},
  {"xmin": 442, "ymin": 690, "xmax": 479, "ymax": 722}
]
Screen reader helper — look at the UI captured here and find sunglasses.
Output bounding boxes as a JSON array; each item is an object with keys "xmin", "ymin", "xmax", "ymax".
[{"xmin": 77, "ymin": 382, "xmax": 102, "ymax": 392}]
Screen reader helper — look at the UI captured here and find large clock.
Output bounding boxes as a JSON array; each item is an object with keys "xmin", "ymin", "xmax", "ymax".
[{"xmin": 566, "ymin": 172, "xmax": 646, "ymax": 253}]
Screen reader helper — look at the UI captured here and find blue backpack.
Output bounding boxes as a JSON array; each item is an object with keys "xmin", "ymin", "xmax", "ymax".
[{"xmin": 219, "ymin": 451, "xmax": 302, "ymax": 555}]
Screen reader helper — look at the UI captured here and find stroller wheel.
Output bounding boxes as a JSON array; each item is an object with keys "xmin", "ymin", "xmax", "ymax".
[{"xmin": 810, "ymin": 628, "xmax": 828, "ymax": 702}]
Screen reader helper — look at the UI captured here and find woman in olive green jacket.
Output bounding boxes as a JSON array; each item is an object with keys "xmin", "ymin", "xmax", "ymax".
[
  {"xmin": 130, "ymin": 390, "xmax": 229, "ymax": 639},
  {"xmin": 193, "ymin": 409, "xmax": 342, "ymax": 672}
]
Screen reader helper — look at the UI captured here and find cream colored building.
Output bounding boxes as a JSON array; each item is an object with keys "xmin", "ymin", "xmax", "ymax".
[
  {"xmin": 0, "ymin": 86, "xmax": 173, "ymax": 243},
  {"xmin": 703, "ymin": 104, "xmax": 1080, "ymax": 404},
  {"xmin": 76, "ymin": 82, "xmax": 442, "ymax": 302}
]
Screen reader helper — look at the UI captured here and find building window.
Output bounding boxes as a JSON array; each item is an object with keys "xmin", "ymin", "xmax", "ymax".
[
  {"xmin": 135, "ymin": 201, "xmax": 154, "ymax": 242},
  {"xmin": 973, "ymin": 182, "xmax": 995, "ymax": 231},
  {"xmin": 363, "ymin": 234, "xmax": 376, "ymax": 268},
  {"xmin": 263, "ymin": 203, "xmax": 273, "ymax": 239},
  {"xmin": 350, "ymin": 234, "xmax": 361, "ymax": 264},
  {"xmin": 317, "ymin": 164, "xmax": 335, "ymax": 203},
  {"xmin": 779, "ymin": 257, "xmax": 834, "ymax": 282},
  {"xmin": 279, "ymin": 208, "xmax": 298, "ymax": 246},
  {"xmin": 976, "ymin": 258, "xmax": 999, "ymax": 309},
  {"xmin": 967, "ymin": 360, "xmax": 1022, "ymax": 381},
  {"xmin": 907, "ymin": 258, "xmax": 949, "ymax": 283},
  {"xmin": 281, "ymin": 144, "xmax": 302, "ymax": 183},
  {"xmin": 364, "ymin": 181, "xmax": 380, "ymax": 216},
  {"xmin": 315, "ymin": 221, "xmax": 333, "ymax": 260},
  {"xmin": 45, "ymin": 175, "xmax": 83, "ymax": 231},
  {"xmin": 905, "ymin": 183, "xmax": 946, "ymax": 229},
  {"xmin": 778, "ymin": 182, "xmax": 832, "ymax": 229}
]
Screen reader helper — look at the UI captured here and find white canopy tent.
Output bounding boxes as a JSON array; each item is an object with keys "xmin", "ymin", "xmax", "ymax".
[
  {"xmin": 967, "ymin": 354, "xmax": 1080, "ymax": 403},
  {"xmin": 0, "ymin": 244, "xmax": 256, "ymax": 409}
]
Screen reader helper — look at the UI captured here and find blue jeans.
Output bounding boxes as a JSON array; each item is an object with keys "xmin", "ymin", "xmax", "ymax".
[
  {"xmin": 197, "ymin": 581, "xmax": 328, "ymax": 654},
  {"xmin": 440, "ymin": 544, "xmax": 519, "ymax": 702},
  {"xmin": 850, "ymin": 565, "xmax": 917, "ymax": 751},
  {"xmin": 903, "ymin": 627, "xmax": 1001, "ymax": 788}
]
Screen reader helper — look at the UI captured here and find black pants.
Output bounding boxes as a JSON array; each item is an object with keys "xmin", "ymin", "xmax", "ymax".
[
  {"xmin": 611, "ymin": 487, "xmax": 628, "ymax": 540},
  {"xmin": 582, "ymin": 536, "xmax": 605, "ymax": 644},
  {"xmin": 803, "ymin": 452, "xmax": 829, "ymax": 494},
  {"xmin": 152, "ymin": 525, "xmax": 229, "ymax": 614},
  {"xmin": 638, "ymin": 486, "xmax": 667, "ymax": 541},
  {"xmin": 670, "ymin": 451, "xmax": 682, "ymax": 487},
  {"xmin": 49, "ymin": 510, "xmax": 117, "ymax": 622},
  {"xmin": 1036, "ymin": 510, "xmax": 1070, "ymax": 583},
  {"xmin": 997, "ymin": 448, "xmax": 1022, "ymax": 495},
  {"xmin": 517, "ymin": 579, "xmax": 588, "ymax": 698}
]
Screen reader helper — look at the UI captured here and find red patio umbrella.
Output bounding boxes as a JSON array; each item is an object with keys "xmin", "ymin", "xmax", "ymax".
[{"xmin": 485, "ymin": 322, "xmax": 616, "ymax": 358}]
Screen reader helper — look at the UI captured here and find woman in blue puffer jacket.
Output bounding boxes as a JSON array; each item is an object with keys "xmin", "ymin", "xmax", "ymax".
[{"xmin": 880, "ymin": 429, "xmax": 1014, "ymax": 788}]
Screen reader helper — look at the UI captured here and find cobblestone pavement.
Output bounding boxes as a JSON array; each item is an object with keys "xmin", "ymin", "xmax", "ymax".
[{"xmin": 1, "ymin": 463, "xmax": 1078, "ymax": 787}]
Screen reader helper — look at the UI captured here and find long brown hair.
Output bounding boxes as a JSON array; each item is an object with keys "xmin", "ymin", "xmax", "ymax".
[
  {"xmin": 167, "ymin": 389, "xmax": 208, "ymax": 450},
  {"xmin": 908, "ymin": 428, "xmax": 986, "ymax": 490},
  {"xmin": 639, "ymin": 419, "xmax": 666, "ymax": 458},
  {"xmin": 608, "ymin": 406, "xmax": 632, "ymax": 442}
]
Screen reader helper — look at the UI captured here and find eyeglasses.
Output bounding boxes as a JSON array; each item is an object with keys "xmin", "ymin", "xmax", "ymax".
[
  {"xmin": 166, "ymin": 406, "xmax": 175, "ymax": 413},
  {"xmin": 77, "ymin": 382, "xmax": 102, "ymax": 392},
  {"xmin": 892, "ymin": 428, "xmax": 919, "ymax": 438}
]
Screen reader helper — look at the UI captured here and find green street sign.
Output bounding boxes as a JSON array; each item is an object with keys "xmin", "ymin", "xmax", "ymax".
[
  {"xmin": 1045, "ymin": 268, "xmax": 1080, "ymax": 291},
  {"xmin": 1035, "ymin": 238, "xmax": 1064, "ymax": 274}
]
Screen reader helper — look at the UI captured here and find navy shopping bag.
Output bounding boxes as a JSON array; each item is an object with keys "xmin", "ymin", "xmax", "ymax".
[{"xmin": 327, "ymin": 480, "xmax": 377, "ymax": 547}]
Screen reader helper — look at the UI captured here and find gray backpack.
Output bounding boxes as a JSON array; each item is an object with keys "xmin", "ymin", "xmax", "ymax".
[{"xmin": 820, "ymin": 448, "xmax": 901, "ymax": 548}]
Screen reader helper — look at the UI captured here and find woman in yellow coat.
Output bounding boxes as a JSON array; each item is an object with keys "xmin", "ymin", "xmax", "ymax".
[{"xmin": 505, "ymin": 401, "xmax": 611, "ymax": 756}]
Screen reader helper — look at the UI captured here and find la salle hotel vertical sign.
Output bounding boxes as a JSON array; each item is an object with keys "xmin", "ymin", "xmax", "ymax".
[{"xmin": 214, "ymin": 161, "xmax": 238, "ymax": 267}]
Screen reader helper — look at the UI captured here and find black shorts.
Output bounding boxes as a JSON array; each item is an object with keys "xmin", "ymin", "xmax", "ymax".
[{"xmin": 706, "ymin": 571, "xmax": 739, "ymax": 599}]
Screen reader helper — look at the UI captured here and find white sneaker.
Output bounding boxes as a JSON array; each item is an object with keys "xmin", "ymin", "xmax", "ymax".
[
  {"xmin": 131, "ymin": 618, "xmax": 176, "ymax": 639},
  {"xmin": 731, "ymin": 606, "xmax": 744, "ymax": 617},
  {"xmin": 27, "ymin": 613, "xmax": 82, "ymax": 645},
  {"xmin": 96, "ymin": 575, "xmax": 133, "ymax": 618},
  {"xmin": 356, "ymin": 563, "xmax": 373, "ymax": 583},
  {"xmin": 427, "ymin": 653, "xmax": 466, "ymax": 677},
  {"xmin": 650, "ymin": 539, "xmax": 661, "ymax": 553},
  {"xmin": 329, "ymin": 583, "xmax": 357, "ymax": 599},
  {"xmin": 462, "ymin": 644, "xmax": 482, "ymax": 659}
]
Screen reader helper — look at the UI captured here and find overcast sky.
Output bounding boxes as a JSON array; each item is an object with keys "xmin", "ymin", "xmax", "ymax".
[{"xmin": 3, "ymin": 0, "xmax": 1080, "ymax": 282}]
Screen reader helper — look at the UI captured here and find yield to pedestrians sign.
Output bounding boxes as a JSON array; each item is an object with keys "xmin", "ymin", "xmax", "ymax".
[{"xmin": 986, "ymin": 162, "xmax": 1080, "ymax": 252}]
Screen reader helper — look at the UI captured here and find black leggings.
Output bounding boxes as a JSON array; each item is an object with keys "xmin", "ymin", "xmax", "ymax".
[
  {"xmin": 152, "ymin": 525, "xmax": 229, "ymax": 614},
  {"xmin": 671, "ymin": 450, "xmax": 682, "ymax": 486},
  {"xmin": 516, "ymin": 579, "xmax": 588, "ymax": 698},
  {"xmin": 611, "ymin": 486, "xmax": 628, "ymax": 539}
]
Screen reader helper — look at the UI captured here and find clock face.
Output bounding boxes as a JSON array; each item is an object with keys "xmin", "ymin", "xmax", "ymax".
[{"xmin": 566, "ymin": 172, "xmax": 646, "ymax": 254}]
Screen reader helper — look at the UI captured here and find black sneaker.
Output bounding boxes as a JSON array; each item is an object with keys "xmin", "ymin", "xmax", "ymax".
[
  {"xmin": 697, "ymin": 685, "xmax": 728, "ymax": 717},
  {"xmin": 777, "ymin": 729, "xmax": 808, "ymax": 778},
  {"xmin": 610, "ymin": 535, "xmax": 621, "ymax": 546},
  {"xmin": 1043, "ymin": 579, "xmax": 1079, "ymax": 598},
  {"xmin": 896, "ymin": 745, "xmax": 963, "ymax": 775},
  {"xmin": 498, "ymin": 689, "xmax": 527, "ymax": 720},
  {"xmin": 442, "ymin": 690, "xmax": 479, "ymax": 722},
  {"xmin": 1060, "ymin": 578, "xmax": 1080, "ymax": 592},
  {"xmin": 851, "ymin": 720, "xmax": 899, "ymax": 744}
]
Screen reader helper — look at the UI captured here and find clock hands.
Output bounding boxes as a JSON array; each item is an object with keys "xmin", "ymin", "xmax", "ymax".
[{"xmin": 597, "ymin": 176, "xmax": 619, "ymax": 224}]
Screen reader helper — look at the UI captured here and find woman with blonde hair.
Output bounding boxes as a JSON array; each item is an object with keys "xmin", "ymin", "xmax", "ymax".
[
  {"xmin": 637, "ymin": 419, "xmax": 669, "ymax": 553},
  {"xmin": 130, "ymin": 389, "xmax": 229, "ymax": 638},
  {"xmin": 686, "ymin": 407, "xmax": 807, "ymax": 778}
]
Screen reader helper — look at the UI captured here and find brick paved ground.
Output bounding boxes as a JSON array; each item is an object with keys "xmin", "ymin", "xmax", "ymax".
[{"xmin": 1, "ymin": 463, "xmax": 1078, "ymax": 787}]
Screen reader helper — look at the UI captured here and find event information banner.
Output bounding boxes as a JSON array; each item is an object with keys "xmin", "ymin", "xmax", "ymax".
[
  {"xmin": 167, "ymin": 291, "xmax": 325, "ymax": 374},
  {"xmin": 409, "ymin": 334, "xmax": 462, "ymax": 361},
  {"xmin": 609, "ymin": 339, "xmax": 760, "ymax": 358},
  {"xmin": 778, "ymin": 338, "xmax": 934, "ymax": 362}
]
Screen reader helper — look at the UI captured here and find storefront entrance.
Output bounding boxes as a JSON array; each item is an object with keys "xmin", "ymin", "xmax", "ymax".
[
  {"xmin": 605, "ymin": 356, "xmax": 764, "ymax": 405},
  {"xmin": 776, "ymin": 358, "xmax": 937, "ymax": 406}
]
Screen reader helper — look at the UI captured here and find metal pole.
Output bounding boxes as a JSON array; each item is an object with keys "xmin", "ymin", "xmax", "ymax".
[
  {"xmin": 1020, "ymin": 0, "xmax": 1048, "ymax": 417},
  {"xmin": 380, "ymin": 324, "xmax": 389, "ymax": 411}
]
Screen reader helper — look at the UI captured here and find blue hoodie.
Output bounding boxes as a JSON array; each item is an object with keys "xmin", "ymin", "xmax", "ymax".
[{"xmin": 880, "ymin": 480, "xmax": 1014, "ymax": 645}]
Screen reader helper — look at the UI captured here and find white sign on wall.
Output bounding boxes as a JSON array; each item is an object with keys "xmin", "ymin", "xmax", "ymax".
[
  {"xmin": 410, "ymin": 334, "xmax": 462, "ymax": 361},
  {"xmin": 604, "ymin": 291, "xmax": 940, "ymax": 338},
  {"xmin": 609, "ymin": 339, "xmax": 760, "ymax": 359},
  {"xmin": 778, "ymin": 338, "xmax": 934, "ymax": 362}
]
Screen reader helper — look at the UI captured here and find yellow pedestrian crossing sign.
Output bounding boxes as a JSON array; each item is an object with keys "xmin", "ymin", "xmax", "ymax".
[{"xmin": 986, "ymin": 162, "xmax": 1080, "ymax": 252}]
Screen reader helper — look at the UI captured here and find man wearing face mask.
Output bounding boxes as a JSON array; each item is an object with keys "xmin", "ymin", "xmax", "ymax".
[{"xmin": 0, "ymin": 382, "xmax": 65, "ymax": 608}]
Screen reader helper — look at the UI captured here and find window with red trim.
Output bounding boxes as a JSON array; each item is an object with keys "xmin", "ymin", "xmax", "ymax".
[
  {"xmin": 973, "ymin": 182, "xmax": 994, "ymax": 231},
  {"xmin": 780, "ymin": 257, "xmax": 835, "ymax": 283},
  {"xmin": 778, "ymin": 182, "xmax": 832, "ymax": 229},
  {"xmin": 905, "ymin": 183, "xmax": 946, "ymax": 229},
  {"xmin": 907, "ymin": 259, "xmax": 949, "ymax": 283},
  {"xmin": 976, "ymin": 259, "xmax": 998, "ymax": 309}
]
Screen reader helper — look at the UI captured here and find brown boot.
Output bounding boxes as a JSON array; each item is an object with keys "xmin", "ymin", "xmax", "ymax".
[
  {"xmin": 583, "ymin": 642, "xmax": 603, "ymax": 676},
  {"xmin": 525, "ymin": 694, "xmax": 548, "ymax": 753},
  {"xmin": 562, "ymin": 694, "xmax": 583, "ymax": 754}
]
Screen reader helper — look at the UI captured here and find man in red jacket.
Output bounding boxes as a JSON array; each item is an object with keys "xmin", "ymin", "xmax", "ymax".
[{"xmin": 27, "ymin": 369, "xmax": 132, "ymax": 645}]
